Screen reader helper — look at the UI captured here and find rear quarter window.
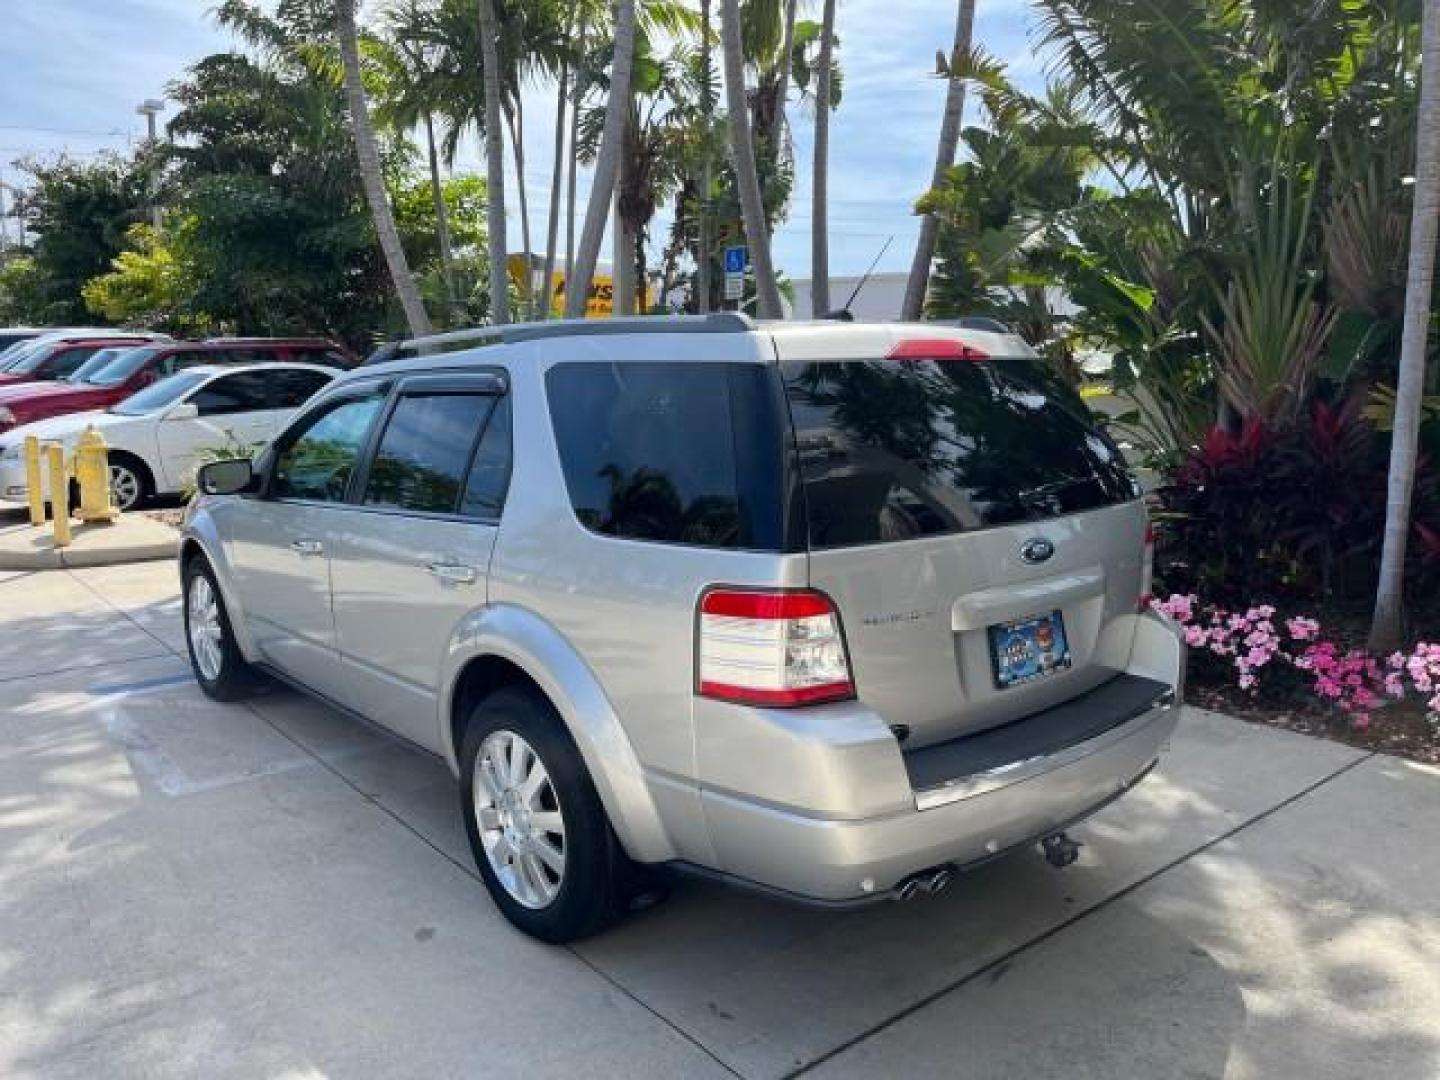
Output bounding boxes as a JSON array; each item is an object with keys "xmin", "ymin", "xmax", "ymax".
[
  {"xmin": 545, "ymin": 361, "xmax": 793, "ymax": 550},
  {"xmin": 782, "ymin": 356, "xmax": 1137, "ymax": 549}
]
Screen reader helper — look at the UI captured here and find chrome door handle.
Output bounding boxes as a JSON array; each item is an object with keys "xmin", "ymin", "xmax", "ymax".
[
  {"xmin": 290, "ymin": 538, "xmax": 324, "ymax": 557},
  {"xmin": 427, "ymin": 562, "xmax": 477, "ymax": 585}
]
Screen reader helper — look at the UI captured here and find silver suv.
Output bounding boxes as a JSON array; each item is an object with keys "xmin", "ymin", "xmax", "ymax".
[{"xmin": 182, "ymin": 315, "xmax": 1183, "ymax": 942}]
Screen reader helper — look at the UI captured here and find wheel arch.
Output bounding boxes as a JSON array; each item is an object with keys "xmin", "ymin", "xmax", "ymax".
[{"xmin": 441, "ymin": 603, "xmax": 676, "ymax": 864}]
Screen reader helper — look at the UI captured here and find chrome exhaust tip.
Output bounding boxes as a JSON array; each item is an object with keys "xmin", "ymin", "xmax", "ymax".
[
  {"xmin": 896, "ymin": 878, "xmax": 921, "ymax": 901},
  {"xmin": 927, "ymin": 868, "xmax": 954, "ymax": 894}
]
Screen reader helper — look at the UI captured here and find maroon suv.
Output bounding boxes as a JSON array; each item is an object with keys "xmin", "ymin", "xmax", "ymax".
[{"xmin": 0, "ymin": 337, "xmax": 353, "ymax": 434}]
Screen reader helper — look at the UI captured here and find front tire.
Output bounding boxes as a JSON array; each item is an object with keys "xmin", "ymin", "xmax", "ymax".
[
  {"xmin": 459, "ymin": 685, "xmax": 626, "ymax": 942},
  {"xmin": 109, "ymin": 454, "xmax": 151, "ymax": 512},
  {"xmin": 183, "ymin": 556, "xmax": 255, "ymax": 701}
]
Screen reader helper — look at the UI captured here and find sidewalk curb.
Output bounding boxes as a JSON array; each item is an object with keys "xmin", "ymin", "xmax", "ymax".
[{"xmin": 0, "ymin": 514, "xmax": 178, "ymax": 571}]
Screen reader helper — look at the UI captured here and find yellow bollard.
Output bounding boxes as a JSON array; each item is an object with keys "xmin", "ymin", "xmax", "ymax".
[
  {"xmin": 75, "ymin": 426, "xmax": 119, "ymax": 523},
  {"xmin": 46, "ymin": 443, "xmax": 72, "ymax": 548},
  {"xmin": 23, "ymin": 435, "xmax": 45, "ymax": 527}
]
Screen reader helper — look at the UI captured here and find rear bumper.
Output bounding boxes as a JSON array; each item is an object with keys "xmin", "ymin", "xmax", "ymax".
[
  {"xmin": 692, "ymin": 611, "xmax": 1185, "ymax": 903},
  {"xmin": 700, "ymin": 695, "xmax": 1177, "ymax": 902}
]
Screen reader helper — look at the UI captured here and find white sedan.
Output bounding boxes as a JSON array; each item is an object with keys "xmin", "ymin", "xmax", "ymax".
[{"xmin": 0, "ymin": 363, "xmax": 338, "ymax": 511}]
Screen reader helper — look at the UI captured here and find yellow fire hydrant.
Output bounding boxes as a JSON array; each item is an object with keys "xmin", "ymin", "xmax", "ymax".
[{"xmin": 75, "ymin": 425, "xmax": 120, "ymax": 524}]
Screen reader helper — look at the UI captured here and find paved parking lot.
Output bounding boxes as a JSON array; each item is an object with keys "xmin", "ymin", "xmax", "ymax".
[{"xmin": 3, "ymin": 562, "xmax": 1439, "ymax": 1079}]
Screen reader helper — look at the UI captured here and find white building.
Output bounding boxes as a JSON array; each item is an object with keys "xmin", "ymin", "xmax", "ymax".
[{"xmin": 788, "ymin": 271, "xmax": 908, "ymax": 321}]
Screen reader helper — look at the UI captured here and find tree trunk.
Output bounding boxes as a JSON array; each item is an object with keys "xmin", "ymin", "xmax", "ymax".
[
  {"xmin": 335, "ymin": 0, "xmax": 431, "ymax": 336},
  {"xmin": 477, "ymin": 0, "xmax": 510, "ymax": 324},
  {"xmin": 900, "ymin": 0, "xmax": 976, "ymax": 321},
  {"xmin": 541, "ymin": 44, "xmax": 571, "ymax": 321},
  {"xmin": 504, "ymin": 100, "xmax": 534, "ymax": 320},
  {"xmin": 567, "ymin": 0, "xmax": 637, "ymax": 318},
  {"xmin": 774, "ymin": 0, "xmax": 798, "ymax": 143},
  {"xmin": 565, "ymin": 12, "xmax": 585, "ymax": 291},
  {"xmin": 696, "ymin": 0, "xmax": 713, "ymax": 313},
  {"xmin": 1370, "ymin": 0, "xmax": 1440, "ymax": 653},
  {"xmin": 720, "ymin": 0, "xmax": 784, "ymax": 318},
  {"xmin": 424, "ymin": 110, "xmax": 457, "ymax": 321},
  {"xmin": 614, "ymin": 167, "xmax": 636, "ymax": 317},
  {"xmin": 810, "ymin": 0, "xmax": 836, "ymax": 316}
]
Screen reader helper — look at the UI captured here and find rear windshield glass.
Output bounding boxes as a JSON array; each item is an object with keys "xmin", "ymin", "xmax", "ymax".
[
  {"xmin": 546, "ymin": 362, "xmax": 792, "ymax": 550},
  {"xmin": 85, "ymin": 346, "xmax": 164, "ymax": 386},
  {"xmin": 782, "ymin": 356, "xmax": 1137, "ymax": 549}
]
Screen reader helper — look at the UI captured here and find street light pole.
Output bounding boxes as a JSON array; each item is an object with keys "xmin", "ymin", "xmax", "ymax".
[{"xmin": 136, "ymin": 97, "xmax": 165, "ymax": 231}]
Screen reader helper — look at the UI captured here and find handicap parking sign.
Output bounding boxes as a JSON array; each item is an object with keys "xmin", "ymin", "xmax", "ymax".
[{"xmin": 723, "ymin": 246, "xmax": 748, "ymax": 274}]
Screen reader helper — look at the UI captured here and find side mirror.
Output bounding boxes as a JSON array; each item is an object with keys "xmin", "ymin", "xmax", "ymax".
[
  {"xmin": 166, "ymin": 401, "xmax": 200, "ymax": 421},
  {"xmin": 196, "ymin": 458, "xmax": 254, "ymax": 496}
]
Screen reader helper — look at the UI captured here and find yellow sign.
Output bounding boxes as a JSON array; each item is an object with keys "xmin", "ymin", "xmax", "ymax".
[{"xmin": 507, "ymin": 255, "xmax": 645, "ymax": 318}]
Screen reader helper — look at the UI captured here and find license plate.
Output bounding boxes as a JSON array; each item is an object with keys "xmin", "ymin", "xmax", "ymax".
[{"xmin": 989, "ymin": 610, "xmax": 1072, "ymax": 689}]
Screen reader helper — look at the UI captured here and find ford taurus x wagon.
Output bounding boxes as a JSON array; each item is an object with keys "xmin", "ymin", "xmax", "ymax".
[{"xmin": 180, "ymin": 315, "xmax": 1184, "ymax": 942}]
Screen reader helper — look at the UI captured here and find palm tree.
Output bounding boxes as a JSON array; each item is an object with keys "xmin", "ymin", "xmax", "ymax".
[
  {"xmin": 376, "ymin": 1, "xmax": 457, "ymax": 316},
  {"xmin": 1371, "ymin": 0, "xmax": 1439, "ymax": 652},
  {"xmin": 539, "ymin": 4, "xmax": 581, "ymax": 319},
  {"xmin": 901, "ymin": 0, "xmax": 976, "ymax": 321},
  {"xmin": 810, "ymin": 0, "xmax": 836, "ymax": 316},
  {"xmin": 567, "ymin": 0, "xmax": 638, "ymax": 318},
  {"xmin": 335, "ymin": 0, "xmax": 432, "ymax": 335},
  {"xmin": 695, "ymin": 0, "xmax": 714, "ymax": 313},
  {"xmin": 720, "ymin": 0, "xmax": 783, "ymax": 317},
  {"xmin": 476, "ymin": 0, "xmax": 510, "ymax": 324}
]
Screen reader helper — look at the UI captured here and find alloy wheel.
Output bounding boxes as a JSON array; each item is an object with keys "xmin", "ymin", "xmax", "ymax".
[
  {"xmin": 187, "ymin": 574, "xmax": 224, "ymax": 682},
  {"xmin": 473, "ymin": 730, "xmax": 567, "ymax": 909},
  {"xmin": 109, "ymin": 464, "xmax": 141, "ymax": 510}
]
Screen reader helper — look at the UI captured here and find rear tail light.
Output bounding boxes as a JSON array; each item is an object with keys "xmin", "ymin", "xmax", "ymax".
[
  {"xmin": 886, "ymin": 338, "xmax": 989, "ymax": 362},
  {"xmin": 697, "ymin": 588, "xmax": 855, "ymax": 707},
  {"xmin": 1139, "ymin": 521, "xmax": 1155, "ymax": 611}
]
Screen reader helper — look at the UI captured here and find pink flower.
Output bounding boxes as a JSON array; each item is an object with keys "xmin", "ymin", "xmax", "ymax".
[
  {"xmin": 1286, "ymin": 617, "xmax": 1321, "ymax": 641},
  {"xmin": 1184, "ymin": 625, "xmax": 1206, "ymax": 647}
]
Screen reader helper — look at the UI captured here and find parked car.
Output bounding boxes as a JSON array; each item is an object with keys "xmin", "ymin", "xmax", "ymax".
[
  {"xmin": 0, "ymin": 328, "xmax": 49, "ymax": 354},
  {"xmin": 0, "ymin": 332, "xmax": 171, "ymax": 388},
  {"xmin": 203, "ymin": 336, "xmax": 360, "ymax": 368},
  {"xmin": 0, "ymin": 327, "xmax": 135, "ymax": 367},
  {"xmin": 180, "ymin": 315, "xmax": 1184, "ymax": 942},
  {"xmin": 0, "ymin": 363, "xmax": 337, "ymax": 511},
  {"xmin": 0, "ymin": 337, "xmax": 351, "ymax": 435}
]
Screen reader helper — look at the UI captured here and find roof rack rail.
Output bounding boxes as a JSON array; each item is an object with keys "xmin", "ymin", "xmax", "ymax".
[{"xmin": 389, "ymin": 312, "xmax": 754, "ymax": 361}]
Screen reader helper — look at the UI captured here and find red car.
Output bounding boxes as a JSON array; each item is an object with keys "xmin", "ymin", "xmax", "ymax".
[
  {"xmin": 0, "ymin": 334, "xmax": 169, "ymax": 387},
  {"xmin": 0, "ymin": 338, "xmax": 353, "ymax": 434}
]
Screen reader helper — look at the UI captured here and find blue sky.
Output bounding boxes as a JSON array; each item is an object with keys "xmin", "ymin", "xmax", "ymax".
[{"xmin": 0, "ymin": 0, "xmax": 1044, "ymax": 277}]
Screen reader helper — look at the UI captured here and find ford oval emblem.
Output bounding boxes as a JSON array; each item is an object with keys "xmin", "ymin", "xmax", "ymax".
[{"xmin": 1020, "ymin": 537, "xmax": 1055, "ymax": 564}]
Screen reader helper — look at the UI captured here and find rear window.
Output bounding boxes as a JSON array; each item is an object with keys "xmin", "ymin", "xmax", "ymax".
[
  {"xmin": 782, "ymin": 356, "xmax": 1137, "ymax": 549},
  {"xmin": 546, "ymin": 362, "xmax": 792, "ymax": 550}
]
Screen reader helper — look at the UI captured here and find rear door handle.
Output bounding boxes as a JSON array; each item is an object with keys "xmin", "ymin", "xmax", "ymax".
[
  {"xmin": 427, "ymin": 562, "xmax": 477, "ymax": 585},
  {"xmin": 290, "ymin": 538, "xmax": 324, "ymax": 557}
]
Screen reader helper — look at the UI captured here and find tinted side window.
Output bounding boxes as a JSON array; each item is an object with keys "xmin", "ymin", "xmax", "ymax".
[
  {"xmin": 192, "ymin": 371, "xmax": 271, "ymax": 415},
  {"xmin": 270, "ymin": 369, "xmax": 334, "ymax": 408},
  {"xmin": 272, "ymin": 395, "xmax": 384, "ymax": 502},
  {"xmin": 461, "ymin": 395, "xmax": 511, "ymax": 519},
  {"xmin": 363, "ymin": 393, "xmax": 495, "ymax": 514},
  {"xmin": 545, "ymin": 362, "xmax": 787, "ymax": 549}
]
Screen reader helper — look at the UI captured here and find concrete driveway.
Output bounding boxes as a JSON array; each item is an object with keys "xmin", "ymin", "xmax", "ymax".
[{"xmin": 3, "ymin": 563, "xmax": 1438, "ymax": 1079}]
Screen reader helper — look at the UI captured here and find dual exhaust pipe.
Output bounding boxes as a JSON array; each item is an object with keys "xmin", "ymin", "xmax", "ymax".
[{"xmin": 894, "ymin": 865, "xmax": 955, "ymax": 901}]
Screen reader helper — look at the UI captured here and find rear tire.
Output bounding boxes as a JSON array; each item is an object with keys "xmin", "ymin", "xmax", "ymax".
[
  {"xmin": 183, "ymin": 556, "xmax": 255, "ymax": 701},
  {"xmin": 459, "ymin": 685, "xmax": 627, "ymax": 942}
]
